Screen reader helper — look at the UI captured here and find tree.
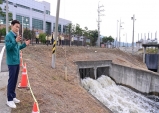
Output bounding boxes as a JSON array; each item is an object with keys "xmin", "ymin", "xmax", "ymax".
[
  {"xmin": 31, "ymin": 28, "xmax": 35, "ymax": 45},
  {"xmin": 23, "ymin": 28, "xmax": 31, "ymax": 40},
  {"xmin": 88, "ymin": 30, "xmax": 98, "ymax": 46},
  {"xmin": 0, "ymin": 0, "xmax": 12, "ymax": 21},
  {"xmin": 83, "ymin": 27, "xmax": 89, "ymax": 46},
  {"xmin": 0, "ymin": 0, "xmax": 12, "ymax": 40},
  {"xmin": 74, "ymin": 24, "xmax": 83, "ymax": 46},
  {"xmin": 102, "ymin": 36, "xmax": 114, "ymax": 45},
  {"xmin": 0, "ymin": 28, "xmax": 6, "ymax": 36},
  {"xmin": 66, "ymin": 23, "xmax": 74, "ymax": 46}
]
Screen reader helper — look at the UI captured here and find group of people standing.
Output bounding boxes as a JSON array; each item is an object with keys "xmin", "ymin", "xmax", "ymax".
[
  {"xmin": 56, "ymin": 34, "xmax": 65, "ymax": 46},
  {"xmin": 35, "ymin": 30, "xmax": 76, "ymax": 46}
]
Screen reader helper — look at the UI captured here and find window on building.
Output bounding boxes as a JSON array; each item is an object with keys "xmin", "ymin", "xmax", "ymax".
[
  {"xmin": 0, "ymin": 11, "xmax": 12, "ymax": 24},
  {"xmin": 0, "ymin": 16, "xmax": 6, "ymax": 24},
  {"xmin": 46, "ymin": 22, "xmax": 51, "ymax": 34},
  {"xmin": 58, "ymin": 24, "xmax": 61, "ymax": 33},
  {"xmin": 32, "ymin": 18, "xmax": 43, "ymax": 30},
  {"xmin": 16, "ymin": 4, "xmax": 30, "ymax": 10},
  {"xmin": 2, "ymin": 0, "xmax": 13, "ymax": 5},
  {"xmin": 63, "ymin": 25, "xmax": 66, "ymax": 33},
  {"xmin": 53, "ymin": 23, "xmax": 62, "ymax": 33},
  {"xmin": 32, "ymin": 8, "xmax": 44, "ymax": 14},
  {"xmin": 46, "ymin": 10, "xmax": 50, "ymax": 15},
  {"xmin": 2, "ymin": 0, "xmax": 6, "ymax": 3},
  {"xmin": 16, "ymin": 15, "xmax": 30, "ymax": 28},
  {"xmin": 53, "ymin": 23, "xmax": 55, "ymax": 32},
  {"xmin": 8, "ymin": 1, "xmax": 13, "ymax": 5}
]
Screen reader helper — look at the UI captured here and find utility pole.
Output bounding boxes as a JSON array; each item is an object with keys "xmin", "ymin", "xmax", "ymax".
[
  {"xmin": 138, "ymin": 33, "xmax": 139, "ymax": 42},
  {"xmin": 43, "ymin": 6, "xmax": 46, "ymax": 33},
  {"xmin": 6, "ymin": 0, "xmax": 9, "ymax": 34},
  {"xmin": 125, "ymin": 33, "xmax": 127, "ymax": 51},
  {"xmin": 52, "ymin": 0, "xmax": 60, "ymax": 68},
  {"xmin": 119, "ymin": 19, "xmax": 124, "ymax": 48},
  {"xmin": 97, "ymin": 1, "xmax": 104, "ymax": 47},
  {"xmin": 131, "ymin": 14, "xmax": 136, "ymax": 54},
  {"xmin": 155, "ymin": 31, "xmax": 157, "ymax": 41},
  {"xmin": 22, "ymin": 16, "xmax": 23, "ymax": 42},
  {"xmin": 116, "ymin": 20, "xmax": 119, "ymax": 48}
]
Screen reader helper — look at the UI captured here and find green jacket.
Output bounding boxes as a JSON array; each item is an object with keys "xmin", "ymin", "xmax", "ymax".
[{"xmin": 5, "ymin": 31, "xmax": 26, "ymax": 65}]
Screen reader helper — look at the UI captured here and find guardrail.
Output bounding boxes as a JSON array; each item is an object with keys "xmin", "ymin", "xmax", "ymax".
[{"xmin": 0, "ymin": 46, "xmax": 5, "ymax": 72}]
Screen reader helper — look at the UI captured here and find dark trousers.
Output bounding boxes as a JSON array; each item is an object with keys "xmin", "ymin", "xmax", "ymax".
[
  {"xmin": 36, "ymin": 38, "xmax": 39, "ymax": 44},
  {"xmin": 7, "ymin": 65, "xmax": 20, "ymax": 101}
]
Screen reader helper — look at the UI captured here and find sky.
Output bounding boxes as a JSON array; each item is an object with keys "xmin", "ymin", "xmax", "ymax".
[{"xmin": 42, "ymin": 0, "xmax": 159, "ymax": 43}]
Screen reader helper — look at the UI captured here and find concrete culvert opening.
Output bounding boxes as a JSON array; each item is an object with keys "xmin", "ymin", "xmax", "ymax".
[
  {"xmin": 97, "ymin": 67, "xmax": 110, "ymax": 78},
  {"xmin": 79, "ymin": 68, "xmax": 94, "ymax": 79}
]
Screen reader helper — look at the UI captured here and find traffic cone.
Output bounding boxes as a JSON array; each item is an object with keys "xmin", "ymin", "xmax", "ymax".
[
  {"xmin": 32, "ymin": 102, "xmax": 39, "ymax": 113},
  {"xmin": 18, "ymin": 72, "xmax": 28, "ymax": 88},
  {"xmin": 20, "ymin": 51, "xmax": 22, "ymax": 58},
  {"xmin": 22, "ymin": 63, "xmax": 27, "ymax": 73},
  {"xmin": 20, "ymin": 57, "xmax": 23, "ymax": 67}
]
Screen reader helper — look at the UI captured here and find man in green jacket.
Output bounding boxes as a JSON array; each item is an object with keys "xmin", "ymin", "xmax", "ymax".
[{"xmin": 5, "ymin": 20, "xmax": 30, "ymax": 108}]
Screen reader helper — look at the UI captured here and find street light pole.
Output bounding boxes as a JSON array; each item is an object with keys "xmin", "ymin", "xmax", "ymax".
[
  {"xmin": 52, "ymin": 0, "xmax": 61, "ymax": 68},
  {"xmin": 6, "ymin": 0, "xmax": 9, "ymax": 34}
]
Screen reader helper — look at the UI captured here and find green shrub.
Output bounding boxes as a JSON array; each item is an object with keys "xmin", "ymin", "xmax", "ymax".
[
  {"xmin": 0, "ymin": 28, "xmax": 6, "ymax": 36},
  {"xmin": 23, "ymin": 28, "xmax": 31, "ymax": 40},
  {"xmin": 39, "ymin": 33, "xmax": 46, "ymax": 44},
  {"xmin": 86, "ymin": 42, "xmax": 91, "ymax": 46}
]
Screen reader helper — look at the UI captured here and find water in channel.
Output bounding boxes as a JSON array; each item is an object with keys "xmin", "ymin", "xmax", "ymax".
[{"xmin": 81, "ymin": 75, "xmax": 159, "ymax": 113}]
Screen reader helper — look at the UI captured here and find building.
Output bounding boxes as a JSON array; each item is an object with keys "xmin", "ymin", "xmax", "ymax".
[{"xmin": 0, "ymin": 0, "xmax": 71, "ymax": 34}]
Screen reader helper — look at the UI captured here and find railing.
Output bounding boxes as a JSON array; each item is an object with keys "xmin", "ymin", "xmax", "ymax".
[{"xmin": 0, "ymin": 46, "xmax": 5, "ymax": 72}]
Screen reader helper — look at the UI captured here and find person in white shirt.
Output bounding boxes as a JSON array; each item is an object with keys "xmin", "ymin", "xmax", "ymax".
[
  {"xmin": 71, "ymin": 36, "xmax": 74, "ymax": 46},
  {"xmin": 35, "ymin": 30, "xmax": 39, "ymax": 44},
  {"xmin": 51, "ymin": 32, "xmax": 54, "ymax": 44},
  {"xmin": 61, "ymin": 34, "xmax": 64, "ymax": 46},
  {"xmin": 57, "ymin": 35, "xmax": 59, "ymax": 46}
]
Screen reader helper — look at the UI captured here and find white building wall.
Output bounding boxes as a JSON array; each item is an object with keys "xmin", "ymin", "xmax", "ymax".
[{"xmin": 0, "ymin": 0, "xmax": 71, "ymax": 32}]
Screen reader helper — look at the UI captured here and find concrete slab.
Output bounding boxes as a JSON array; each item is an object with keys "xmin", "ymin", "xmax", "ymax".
[{"xmin": 0, "ymin": 72, "xmax": 11, "ymax": 113}]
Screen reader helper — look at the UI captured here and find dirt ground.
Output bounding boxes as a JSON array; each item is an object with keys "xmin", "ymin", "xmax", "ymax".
[{"xmin": 11, "ymin": 45, "xmax": 147, "ymax": 113}]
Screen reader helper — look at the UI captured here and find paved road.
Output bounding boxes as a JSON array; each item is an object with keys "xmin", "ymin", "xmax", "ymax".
[{"xmin": 0, "ymin": 44, "xmax": 11, "ymax": 113}]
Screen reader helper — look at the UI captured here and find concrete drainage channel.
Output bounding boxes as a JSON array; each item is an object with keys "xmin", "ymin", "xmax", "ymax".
[
  {"xmin": 76, "ymin": 60, "xmax": 113, "ymax": 112},
  {"xmin": 76, "ymin": 60, "xmax": 159, "ymax": 112},
  {"xmin": 76, "ymin": 60, "xmax": 159, "ymax": 94}
]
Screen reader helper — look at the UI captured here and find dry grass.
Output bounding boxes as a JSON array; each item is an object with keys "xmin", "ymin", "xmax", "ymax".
[{"xmin": 11, "ymin": 45, "xmax": 146, "ymax": 113}]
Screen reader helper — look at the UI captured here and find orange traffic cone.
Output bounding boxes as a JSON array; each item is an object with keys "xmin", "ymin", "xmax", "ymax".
[
  {"xmin": 20, "ymin": 57, "xmax": 23, "ymax": 67},
  {"xmin": 22, "ymin": 63, "xmax": 27, "ymax": 73},
  {"xmin": 18, "ymin": 72, "xmax": 28, "ymax": 88},
  {"xmin": 20, "ymin": 51, "xmax": 22, "ymax": 58},
  {"xmin": 32, "ymin": 102, "xmax": 39, "ymax": 113}
]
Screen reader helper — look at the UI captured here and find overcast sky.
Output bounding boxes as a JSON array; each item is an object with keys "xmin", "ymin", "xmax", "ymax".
[{"xmin": 42, "ymin": 0, "xmax": 159, "ymax": 43}]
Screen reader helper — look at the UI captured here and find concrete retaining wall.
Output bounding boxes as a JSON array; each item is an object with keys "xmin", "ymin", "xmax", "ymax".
[
  {"xmin": 110, "ymin": 63, "xmax": 159, "ymax": 93},
  {"xmin": 76, "ymin": 60, "xmax": 159, "ymax": 93}
]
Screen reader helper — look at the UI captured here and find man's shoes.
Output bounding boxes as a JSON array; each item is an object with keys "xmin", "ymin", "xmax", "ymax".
[
  {"xmin": 7, "ymin": 101, "xmax": 16, "ymax": 108},
  {"xmin": 13, "ymin": 98, "xmax": 20, "ymax": 103}
]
